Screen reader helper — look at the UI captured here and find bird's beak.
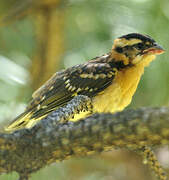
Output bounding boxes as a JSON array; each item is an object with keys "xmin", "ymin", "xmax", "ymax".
[{"xmin": 143, "ymin": 44, "xmax": 165, "ymax": 55}]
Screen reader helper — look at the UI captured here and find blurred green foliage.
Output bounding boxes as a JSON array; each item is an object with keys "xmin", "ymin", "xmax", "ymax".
[{"xmin": 0, "ymin": 0, "xmax": 169, "ymax": 179}]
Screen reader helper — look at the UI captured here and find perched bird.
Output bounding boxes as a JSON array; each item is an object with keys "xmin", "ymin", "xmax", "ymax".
[{"xmin": 6, "ymin": 33, "xmax": 164, "ymax": 132}]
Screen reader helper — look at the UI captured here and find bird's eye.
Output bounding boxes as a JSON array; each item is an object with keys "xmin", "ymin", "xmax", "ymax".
[{"xmin": 135, "ymin": 43, "xmax": 143, "ymax": 50}]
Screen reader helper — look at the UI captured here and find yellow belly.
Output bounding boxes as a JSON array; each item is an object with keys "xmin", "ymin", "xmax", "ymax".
[
  {"xmin": 70, "ymin": 65, "xmax": 144, "ymax": 121},
  {"xmin": 70, "ymin": 54, "xmax": 155, "ymax": 121},
  {"xmin": 92, "ymin": 67, "xmax": 142, "ymax": 113}
]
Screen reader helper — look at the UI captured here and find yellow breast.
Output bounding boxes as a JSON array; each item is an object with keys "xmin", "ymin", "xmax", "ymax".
[
  {"xmin": 93, "ymin": 54, "xmax": 155, "ymax": 113},
  {"xmin": 92, "ymin": 68, "xmax": 142, "ymax": 113},
  {"xmin": 70, "ymin": 54, "xmax": 155, "ymax": 121},
  {"xmin": 70, "ymin": 64, "xmax": 144, "ymax": 121}
]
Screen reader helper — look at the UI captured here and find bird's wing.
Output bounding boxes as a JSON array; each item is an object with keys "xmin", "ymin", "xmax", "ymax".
[
  {"xmin": 30, "ymin": 61, "xmax": 116, "ymax": 119},
  {"xmin": 6, "ymin": 56, "xmax": 116, "ymax": 131}
]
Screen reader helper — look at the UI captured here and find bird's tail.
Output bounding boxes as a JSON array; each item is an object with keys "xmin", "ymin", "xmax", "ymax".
[{"xmin": 5, "ymin": 110, "xmax": 33, "ymax": 132}]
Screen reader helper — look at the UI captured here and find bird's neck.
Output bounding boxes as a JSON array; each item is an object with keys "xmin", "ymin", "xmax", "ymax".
[
  {"xmin": 137, "ymin": 54, "xmax": 156, "ymax": 68},
  {"xmin": 110, "ymin": 50, "xmax": 130, "ymax": 65}
]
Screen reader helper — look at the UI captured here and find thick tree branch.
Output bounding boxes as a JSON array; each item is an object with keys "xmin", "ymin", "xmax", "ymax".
[{"xmin": 0, "ymin": 95, "xmax": 169, "ymax": 179}]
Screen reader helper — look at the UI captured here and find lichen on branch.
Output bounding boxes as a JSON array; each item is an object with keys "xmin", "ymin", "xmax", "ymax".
[{"xmin": 0, "ymin": 95, "xmax": 169, "ymax": 179}]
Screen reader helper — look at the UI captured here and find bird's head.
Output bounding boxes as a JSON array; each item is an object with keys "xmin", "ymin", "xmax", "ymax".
[{"xmin": 112, "ymin": 33, "xmax": 164, "ymax": 67}]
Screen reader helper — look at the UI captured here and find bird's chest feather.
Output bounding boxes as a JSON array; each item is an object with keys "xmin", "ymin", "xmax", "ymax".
[
  {"xmin": 70, "ymin": 55, "xmax": 155, "ymax": 122},
  {"xmin": 93, "ymin": 65, "xmax": 145, "ymax": 113}
]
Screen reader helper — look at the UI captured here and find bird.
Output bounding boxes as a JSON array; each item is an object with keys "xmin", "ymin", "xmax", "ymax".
[{"xmin": 5, "ymin": 33, "xmax": 164, "ymax": 132}]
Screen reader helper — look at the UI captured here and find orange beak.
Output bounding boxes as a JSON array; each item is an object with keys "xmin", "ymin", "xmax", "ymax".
[{"xmin": 143, "ymin": 44, "xmax": 165, "ymax": 55}]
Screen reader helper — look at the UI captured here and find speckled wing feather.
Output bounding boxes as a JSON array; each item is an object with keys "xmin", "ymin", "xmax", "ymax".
[{"xmin": 6, "ymin": 54, "xmax": 116, "ymax": 130}]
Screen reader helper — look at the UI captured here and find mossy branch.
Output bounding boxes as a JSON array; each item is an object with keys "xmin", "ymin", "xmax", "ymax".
[{"xmin": 0, "ymin": 95, "xmax": 169, "ymax": 179}]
